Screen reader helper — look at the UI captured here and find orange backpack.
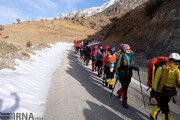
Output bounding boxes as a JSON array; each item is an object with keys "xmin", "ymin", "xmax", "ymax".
[{"xmin": 147, "ymin": 57, "xmax": 169, "ymax": 87}]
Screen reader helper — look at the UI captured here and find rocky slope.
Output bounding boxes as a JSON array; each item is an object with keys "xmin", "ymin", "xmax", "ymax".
[
  {"xmin": 65, "ymin": 0, "xmax": 147, "ymax": 40},
  {"xmin": 102, "ymin": 0, "xmax": 180, "ymax": 66},
  {"xmin": 96, "ymin": 0, "xmax": 147, "ymax": 17}
]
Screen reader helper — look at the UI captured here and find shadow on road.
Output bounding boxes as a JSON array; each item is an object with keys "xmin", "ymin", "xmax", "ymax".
[
  {"xmin": 65, "ymin": 51, "xmax": 150, "ymax": 120},
  {"xmin": 0, "ymin": 92, "xmax": 20, "ymax": 120}
]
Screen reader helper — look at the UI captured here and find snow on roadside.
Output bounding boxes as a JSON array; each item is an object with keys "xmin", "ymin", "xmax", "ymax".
[
  {"xmin": 0, "ymin": 42, "xmax": 72, "ymax": 117},
  {"xmin": 131, "ymin": 78, "xmax": 148, "ymax": 90}
]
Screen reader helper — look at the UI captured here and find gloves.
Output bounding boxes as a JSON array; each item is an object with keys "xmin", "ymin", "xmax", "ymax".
[
  {"xmin": 150, "ymin": 89, "xmax": 155, "ymax": 97},
  {"xmin": 136, "ymin": 67, "xmax": 140, "ymax": 72},
  {"xmin": 115, "ymin": 74, "xmax": 118, "ymax": 80}
]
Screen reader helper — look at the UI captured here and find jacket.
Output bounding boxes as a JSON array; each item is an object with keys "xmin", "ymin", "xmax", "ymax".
[
  {"xmin": 115, "ymin": 51, "xmax": 137, "ymax": 78},
  {"xmin": 153, "ymin": 65, "xmax": 180, "ymax": 92}
]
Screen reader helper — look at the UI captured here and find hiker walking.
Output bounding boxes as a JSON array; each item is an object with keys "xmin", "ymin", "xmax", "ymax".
[
  {"xmin": 80, "ymin": 41, "xmax": 84, "ymax": 59},
  {"xmin": 75, "ymin": 41, "xmax": 80, "ymax": 53},
  {"xmin": 150, "ymin": 53, "xmax": 180, "ymax": 120},
  {"xmin": 84, "ymin": 45, "xmax": 91, "ymax": 66},
  {"xmin": 95, "ymin": 45, "xmax": 105, "ymax": 77},
  {"xmin": 103, "ymin": 46, "xmax": 117, "ymax": 89},
  {"xmin": 103, "ymin": 46, "xmax": 110, "ymax": 83},
  {"xmin": 115, "ymin": 44, "xmax": 140, "ymax": 108},
  {"xmin": 90, "ymin": 45, "xmax": 98, "ymax": 71}
]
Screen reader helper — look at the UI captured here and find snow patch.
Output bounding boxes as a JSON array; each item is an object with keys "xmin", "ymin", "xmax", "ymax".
[
  {"xmin": 131, "ymin": 78, "xmax": 148, "ymax": 90},
  {"xmin": 0, "ymin": 42, "xmax": 72, "ymax": 116}
]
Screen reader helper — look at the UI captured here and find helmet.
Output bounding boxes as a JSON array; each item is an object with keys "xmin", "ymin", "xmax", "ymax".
[
  {"xmin": 110, "ymin": 46, "xmax": 115, "ymax": 51},
  {"xmin": 105, "ymin": 46, "xmax": 110, "ymax": 50},
  {"xmin": 169, "ymin": 53, "xmax": 180, "ymax": 61}
]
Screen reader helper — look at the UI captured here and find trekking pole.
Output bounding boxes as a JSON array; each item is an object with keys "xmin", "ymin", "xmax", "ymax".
[
  {"xmin": 172, "ymin": 96, "xmax": 176, "ymax": 104},
  {"xmin": 110, "ymin": 75, "xmax": 118, "ymax": 97},
  {"xmin": 138, "ymin": 71, "xmax": 146, "ymax": 108}
]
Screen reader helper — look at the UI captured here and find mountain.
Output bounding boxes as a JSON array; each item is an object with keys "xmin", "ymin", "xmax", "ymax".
[
  {"xmin": 38, "ymin": 0, "xmax": 119, "ymax": 21},
  {"xmin": 39, "ymin": 0, "xmax": 147, "ymax": 21},
  {"xmin": 96, "ymin": 0, "xmax": 147, "ymax": 17},
  {"xmin": 101, "ymin": 0, "xmax": 180, "ymax": 65}
]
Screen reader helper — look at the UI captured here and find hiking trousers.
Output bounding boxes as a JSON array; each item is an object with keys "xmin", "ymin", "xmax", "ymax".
[
  {"xmin": 157, "ymin": 93, "xmax": 171, "ymax": 114},
  {"xmin": 119, "ymin": 76, "xmax": 131, "ymax": 91},
  {"xmin": 106, "ymin": 67, "xmax": 115, "ymax": 79}
]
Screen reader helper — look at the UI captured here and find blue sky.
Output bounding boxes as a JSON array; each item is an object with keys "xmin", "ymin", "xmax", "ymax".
[{"xmin": 0, "ymin": 0, "xmax": 110, "ymax": 25}]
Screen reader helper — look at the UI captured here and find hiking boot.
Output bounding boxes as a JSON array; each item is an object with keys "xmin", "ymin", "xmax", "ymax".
[
  {"xmin": 150, "ymin": 106, "xmax": 160, "ymax": 120},
  {"xmin": 122, "ymin": 90, "xmax": 128, "ymax": 108},
  {"xmin": 149, "ymin": 114, "xmax": 156, "ymax": 120},
  {"xmin": 117, "ymin": 88, "xmax": 122, "ymax": 99},
  {"xmin": 105, "ymin": 82, "xmax": 108, "ymax": 87},
  {"xmin": 122, "ymin": 104, "xmax": 128, "ymax": 109},
  {"xmin": 109, "ymin": 85, "xmax": 113, "ymax": 90}
]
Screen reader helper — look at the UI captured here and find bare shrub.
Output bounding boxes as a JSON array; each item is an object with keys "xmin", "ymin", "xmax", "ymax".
[
  {"xmin": 16, "ymin": 18, "xmax": 21, "ymax": 23},
  {"xmin": 26, "ymin": 41, "xmax": 32, "ymax": 47}
]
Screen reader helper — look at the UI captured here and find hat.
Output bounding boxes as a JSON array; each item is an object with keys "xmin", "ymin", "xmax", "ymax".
[
  {"xmin": 122, "ymin": 44, "xmax": 130, "ymax": 51},
  {"xmin": 169, "ymin": 53, "xmax": 180, "ymax": 61},
  {"xmin": 94, "ymin": 45, "xmax": 98, "ymax": 49},
  {"xmin": 105, "ymin": 46, "xmax": 110, "ymax": 50},
  {"xmin": 110, "ymin": 46, "xmax": 115, "ymax": 51},
  {"xmin": 120, "ymin": 44, "xmax": 124, "ymax": 49}
]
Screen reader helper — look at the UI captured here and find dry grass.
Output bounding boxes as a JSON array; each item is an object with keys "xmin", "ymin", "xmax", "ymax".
[
  {"xmin": 0, "ymin": 19, "xmax": 98, "ymax": 48},
  {"xmin": 0, "ymin": 25, "xmax": 4, "ymax": 31}
]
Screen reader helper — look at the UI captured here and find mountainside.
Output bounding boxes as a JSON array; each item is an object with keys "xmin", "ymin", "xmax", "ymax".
[
  {"xmin": 60, "ymin": 0, "xmax": 148, "ymax": 40},
  {"xmin": 0, "ymin": 20, "xmax": 98, "ymax": 48},
  {"xmin": 39, "ymin": 0, "xmax": 147, "ymax": 21},
  {"xmin": 96, "ymin": 0, "xmax": 147, "ymax": 17},
  {"xmin": 39, "ymin": 0, "xmax": 119, "ymax": 21},
  {"xmin": 102, "ymin": 0, "xmax": 180, "ymax": 66}
]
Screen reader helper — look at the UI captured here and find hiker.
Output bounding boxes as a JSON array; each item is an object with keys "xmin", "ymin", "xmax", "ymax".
[
  {"xmin": 116, "ymin": 44, "xmax": 124, "ymax": 60},
  {"xmin": 95, "ymin": 45, "xmax": 105, "ymax": 77},
  {"xmin": 90, "ymin": 45, "xmax": 98, "ymax": 71},
  {"xmin": 103, "ymin": 46, "xmax": 117, "ymax": 89},
  {"xmin": 84, "ymin": 45, "xmax": 91, "ymax": 66},
  {"xmin": 150, "ymin": 53, "xmax": 180, "ymax": 120},
  {"xmin": 115, "ymin": 44, "xmax": 140, "ymax": 108},
  {"xmin": 82, "ymin": 44, "xmax": 87, "ymax": 62},
  {"xmin": 103, "ymin": 46, "xmax": 110, "ymax": 83},
  {"xmin": 80, "ymin": 41, "xmax": 84, "ymax": 59},
  {"xmin": 75, "ymin": 41, "xmax": 80, "ymax": 53},
  {"xmin": 73, "ymin": 40, "xmax": 77, "ymax": 47}
]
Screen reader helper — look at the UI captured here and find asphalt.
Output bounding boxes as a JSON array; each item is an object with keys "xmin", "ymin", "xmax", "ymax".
[{"xmin": 43, "ymin": 50, "xmax": 180, "ymax": 120}]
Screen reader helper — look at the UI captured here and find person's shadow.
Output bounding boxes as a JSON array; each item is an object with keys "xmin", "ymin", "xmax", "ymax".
[
  {"xmin": 66, "ymin": 52, "xmax": 150, "ymax": 120},
  {"xmin": 0, "ymin": 92, "xmax": 20, "ymax": 120}
]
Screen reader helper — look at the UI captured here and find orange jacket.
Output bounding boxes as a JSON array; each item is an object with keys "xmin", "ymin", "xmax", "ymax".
[
  {"xmin": 103, "ymin": 51, "xmax": 108, "ymax": 66},
  {"xmin": 103, "ymin": 51, "xmax": 116, "ymax": 67}
]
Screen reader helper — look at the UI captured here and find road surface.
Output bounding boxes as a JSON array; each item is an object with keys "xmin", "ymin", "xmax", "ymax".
[{"xmin": 44, "ymin": 50, "xmax": 180, "ymax": 120}]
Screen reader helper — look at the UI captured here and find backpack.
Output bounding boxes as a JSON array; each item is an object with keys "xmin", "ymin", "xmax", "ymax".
[{"xmin": 147, "ymin": 57, "xmax": 169, "ymax": 87}]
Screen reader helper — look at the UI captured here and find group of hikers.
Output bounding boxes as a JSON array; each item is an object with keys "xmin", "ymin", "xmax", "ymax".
[{"xmin": 73, "ymin": 40, "xmax": 180, "ymax": 120}]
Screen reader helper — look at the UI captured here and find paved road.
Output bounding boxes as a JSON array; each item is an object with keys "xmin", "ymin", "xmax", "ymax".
[{"xmin": 44, "ymin": 50, "xmax": 180, "ymax": 120}]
